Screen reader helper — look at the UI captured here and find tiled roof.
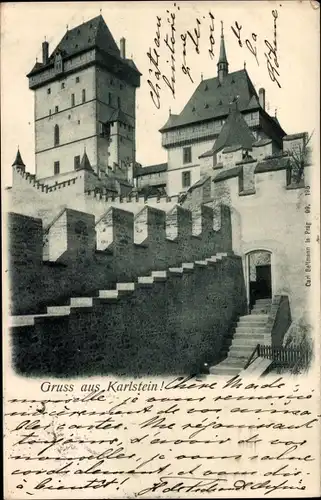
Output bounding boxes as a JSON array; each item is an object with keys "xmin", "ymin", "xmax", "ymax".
[
  {"xmin": 214, "ymin": 165, "xmax": 242, "ymax": 182},
  {"xmin": 12, "ymin": 149, "xmax": 25, "ymax": 167},
  {"xmin": 253, "ymin": 138, "xmax": 272, "ymax": 147},
  {"xmin": 259, "ymin": 110, "xmax": 286, "ymax": 146},
  {"xmin": 200, "ymin": 108, "xmax": 255, "ymax": 158},
  {"xmin": 222, "ymin": 144, "xmax": 243, "ymax": 153},
  {"xmin": 28, "ymin": 16, "xmax": 141, "ymax": 82},
  {"xmin": 107, "ymin": 108, "xmax": 132, "ymax": 127},
  {"xmin": 51, "ymin": 15, "xmax": 120, "ymax": 60},
  {"xmin": 135, "ymin": 163, "xmax": 168, "ymax": 177},
  {"xmin": 283, "ymin": 132, "xmax": 307, "ymax": 141},
  {"xmin": 187, "ymin": 175, "xmax": 211, "ymax": 192},
  {"xmin": 77, "ymin": 151, "xmax": 93, "ymax": 171},
  {"xmin": 160, "ymin": 69, "xmax": 260, "ymax": 131},
  {"xmin": 255, "ymin": 157, "xmax": 289, "ymax": 173}
]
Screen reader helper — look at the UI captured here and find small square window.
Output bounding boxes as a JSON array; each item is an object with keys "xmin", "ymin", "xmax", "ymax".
[
  {"xmin": 47, "ymin": 88, "xmax": 51, "ymax": 94},
  {"xmin": 183, "ymin": 146, "xmax": 192, "ymax": 164},
  {"xmin": 76, "ymin": 76, "xmax": 80, "ymax": 83},
  {"xmin": 74, "ymin": 155, "xmax": 80, "ymax": 170},
  {"xmin": 182, "ymin": 171, "xmax": 191, "ymax": 188},
  {"xmin": 54, "ymin": 161, "xmax": 60, "ymax": 175}
]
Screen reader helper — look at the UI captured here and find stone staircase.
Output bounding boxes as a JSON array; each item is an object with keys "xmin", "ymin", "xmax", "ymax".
[
  {"xmin": 9, "ymin": 252, "xmax": 235, "ymax": 329},
  {"xmin": 210, "ymin": 298, "xmax": 272, "ymax": 376}
]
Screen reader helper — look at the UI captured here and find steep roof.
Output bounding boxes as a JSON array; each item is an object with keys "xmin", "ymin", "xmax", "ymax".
[
  {"xmin": 50, "ymin": 15, "xmax": 120, "ymax": 60},
  {"xmin": 77, "ymin": 151, "xmax": 93, "ymax": 171},
  {"xmin": 199, "ymin": 108, "xmax": 255, "ymax": 157},
  {"xmin": 12, "ymin": 149, "xmax": 25, "ymax": 168},
  {"xmin": 28, "ymin": 16, "xmax": 141, "ymax": 84},
  {"xmin": 107, "ymin": 108, "xmax": 132, "ymax": 127},
  {"xmin": 160, "ymin": 69, "xmax": 259, "ymax": 131}
]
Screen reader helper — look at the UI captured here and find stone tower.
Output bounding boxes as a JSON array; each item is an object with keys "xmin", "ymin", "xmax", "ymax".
[{"xmin": 27, "ymin": 16, "xmax": 141, "ymax": 183}]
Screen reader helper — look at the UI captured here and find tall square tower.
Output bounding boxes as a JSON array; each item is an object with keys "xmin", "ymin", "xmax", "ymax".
[{"xmin": 27, "ymin": 15, "xmax": 141, "ymax": 183}]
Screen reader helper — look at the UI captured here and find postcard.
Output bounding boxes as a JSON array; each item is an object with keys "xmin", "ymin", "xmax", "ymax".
[{"xmin": 2, "ymin": 1, "xmax": 320, "ymax": 498}]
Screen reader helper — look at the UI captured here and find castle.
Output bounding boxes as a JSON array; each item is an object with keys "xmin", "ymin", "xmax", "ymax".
[{"xmin": 6, "ymin": 15, "xmax": 312, "ymax": 377}]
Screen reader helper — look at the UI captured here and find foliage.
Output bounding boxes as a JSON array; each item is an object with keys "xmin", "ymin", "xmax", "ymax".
[{"xmin": 286, "ymin": 132, "xmax": 313, "ymax": 184}]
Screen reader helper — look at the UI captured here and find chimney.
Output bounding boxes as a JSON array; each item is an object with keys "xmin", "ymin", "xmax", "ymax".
[
  {"xmin": 42, "ymin": 41, "xmax": 49, "ymax": 65},
  {"xmin": 120, "ymin": 37, "xmax": 126, "ymax": 59},
  {"xmin": 259, "ymin": 88, "xmax": 266, "ymax": 110}
]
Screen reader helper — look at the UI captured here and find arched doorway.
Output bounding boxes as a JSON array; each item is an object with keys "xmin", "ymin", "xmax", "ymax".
[{"xmin": 246, "ymin": 250, "xmax": 272, "ymax": 308}]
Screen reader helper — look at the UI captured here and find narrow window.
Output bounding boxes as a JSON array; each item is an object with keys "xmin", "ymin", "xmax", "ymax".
[
  {"xmin": 108, "ymin": 92, "xmax": 112, "ymax": 105},
  {"xmin": 71, "ymin": 93, "xmax": 75, "ymax": 107},
  {"xmin": 54, "ymin": 161, "xmax": 60, "ymax": 175},
  {"xmin": 74, "ymin": 155, "xmax": 80, "ymax": 170},
  {"xmin": 47, "ymin": 88, "xmax": 51, "ymax": 94},
  {"xmin": 117, "ymin": 96, "xmax": 121, "ymax": 109},
  {"xmin": 76, "ymin": 76, "xmax": 80, "ymax": 83},
  {"xmin": 61, "ymin": 82, "xmax": 65, "ymax": 89},
  {"xmin": 82, "ymin": 89, "xmax": 86, "ymax": 103},
  {"xmin": 182, "ymin": 170, "xmax": 191, "ymax": 188},
  {"xmin": 55, "ymin": 105, "xmax": 59, "ymax": 113},
  {"xmin": 49, "ymin": 109, "xmax": 51, "ymax": 116},
  {"xmin": 183, "ymin": 146, "xmax": 192, "ymax": 164},
  {"xmin": 54, "ymin": 124, "xmax": 60, "ymax": 146}
]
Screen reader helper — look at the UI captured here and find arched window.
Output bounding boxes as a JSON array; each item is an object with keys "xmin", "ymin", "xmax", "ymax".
[{"xmin": 54, "ymin": 124, "xmax": 60, "ymax": 146}]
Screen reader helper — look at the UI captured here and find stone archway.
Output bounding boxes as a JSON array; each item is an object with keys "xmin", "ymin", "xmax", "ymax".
[{"xmin": 246, "ymin": 250, "xmax": 272, "ymax": 308}]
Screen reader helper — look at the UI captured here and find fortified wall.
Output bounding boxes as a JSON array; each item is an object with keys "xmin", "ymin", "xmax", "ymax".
[
  {"xmin": 8, "ymin": 203, "xmax": 249, "ymax": 376},
  {"xmin": 8, "ymin": 203, "xmax": 233, "ymax": 315},
  {"xmin": 6, "ymin": 163, "xmax": 180, "ymax": 227}
]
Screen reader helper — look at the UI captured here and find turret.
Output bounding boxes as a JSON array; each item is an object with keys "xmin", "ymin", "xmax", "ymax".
[
  {"xmin": 217, "ymin": 21, "xmax": 229, "ymax": 84},
  {"xmin": 12, "ymin": 148, "xmax": 25, "ymax": 172}
]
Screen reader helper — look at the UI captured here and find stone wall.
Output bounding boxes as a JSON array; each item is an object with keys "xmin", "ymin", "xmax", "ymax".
[
  {"xmin": 181, "ymin": 160, "xmax": 310, "ymax": 320},
  {"xmin": 11, "ymin": 254, "xmax": 246, "ymax": 376},
  {"xmin": 7, "ymin": 203, "xmax": 233, "ymax": 315}
]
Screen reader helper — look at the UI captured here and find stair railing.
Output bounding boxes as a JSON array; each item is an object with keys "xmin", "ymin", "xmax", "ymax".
[{"xmin": 244, "ymin": 343, "xmax": 260, "ymax": 369}]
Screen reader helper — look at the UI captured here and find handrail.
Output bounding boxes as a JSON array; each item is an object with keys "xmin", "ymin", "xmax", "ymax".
[{"xmin": 244, "ymin": 343, "xmax": 260, "ymax": 369}]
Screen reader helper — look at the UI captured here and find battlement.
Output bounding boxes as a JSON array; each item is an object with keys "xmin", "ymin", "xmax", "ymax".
[
  {"xmin": 8, "ymin": 203, "xmax": 232, "ymax": 315},
  {"xmin": 85, "ymin": 189, "xmax": 179, "ymax": 205}
]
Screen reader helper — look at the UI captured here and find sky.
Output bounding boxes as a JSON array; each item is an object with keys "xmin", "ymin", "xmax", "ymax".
[{"xmin": 1, "ymin": 1, "xmax": 319, "ymax": 186}]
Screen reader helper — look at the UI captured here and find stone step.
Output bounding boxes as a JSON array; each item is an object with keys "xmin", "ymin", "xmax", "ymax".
[
  {"xmin": 116, "ymin": 282, "xmax": 136, "ymax": 291},
  {"xmin": 230, "ymin": 341, "xmax": 257, "ymax": 350},
  {"xmin": 47, "ymin": 305, "xmax": 71, "ymax": 315},
  {"xmin": 231, "ymin": 333, "xmax": 266, "ymax": 342},
  {"xmin": 255, "ymin": 299, "xmax": 272, "ymax": 305},
  {"xmin": 10, "ymin": 310, "xmax": 70, "ymax": 327},
  {"xmin": 251, "ymin": 308, "xmax": 271, "ymax": 315},
  {"xmin": 209, "ymin": 364, "xmax": 241, "ymax": 376},
  {"xmin": 228, "ymin": 347, "xmax": 256, "ymax": 358},
  {"xmin": 223, "ymin": 356, "xmax": 247, "ymax": 366},
  {"xmin": 238, "ymin": 317, "xmax": 268, "ymax": 325},
  {"xmin": 70, "ymin": 297, "xmax": 93, "ymax": 307},
  {"xmin": 235, "ymin": 326, "xmax": 267, "ymax": 334},
  {"xmin": 239, "ymin": 314, "xmax": 268, "ymax": 321},
  {"xmin": 98, "ymin": 290, "xmax": 119, "ymax": 299}
]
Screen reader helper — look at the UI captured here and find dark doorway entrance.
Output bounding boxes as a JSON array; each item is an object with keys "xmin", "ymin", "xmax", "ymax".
[{"xmin": 248, "ymin": 251, "xmax": 272, "ymax": 308}]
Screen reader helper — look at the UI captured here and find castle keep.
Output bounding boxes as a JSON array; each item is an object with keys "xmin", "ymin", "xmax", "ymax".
[{"xmin": 6, "ymin": 15, "xmax": 311, "ymax": 377}]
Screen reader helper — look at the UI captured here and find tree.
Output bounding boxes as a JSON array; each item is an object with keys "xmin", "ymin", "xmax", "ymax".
[{"xmin": 286, "ymin": 131, "xmax": 313, "ymax": 184}]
